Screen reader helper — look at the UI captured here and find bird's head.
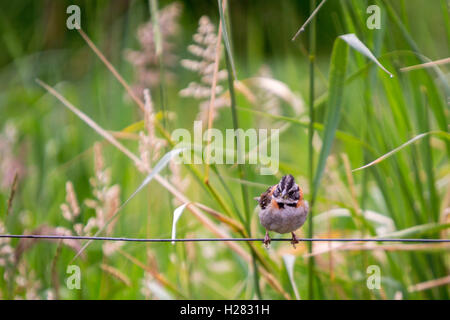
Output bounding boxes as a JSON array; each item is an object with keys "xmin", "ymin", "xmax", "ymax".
[{"xmin": 272, "ymin": 174, "xmax": 301, "ymax": 205}]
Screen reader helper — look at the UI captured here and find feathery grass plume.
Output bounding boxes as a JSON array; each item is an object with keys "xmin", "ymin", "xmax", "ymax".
[
  {"xmin": 138, "ymin": 89, "xmax": 167, "ymax": 173},
  {"xmin": 10, "ymin": 259, "xmax": 56, "ymax": 300},
  {"xmin": 141, "ymin": 273, "xmax": 174, "ymax": 300},
  {"xmin": 1, "ymin": 222, "xmax": 56, "ymax": 299},
  {"xmin": 58, "ymin": 143, "xmax": 122, "ymax": 256},
  {"xmin": 100, "ymin": 263, "xmax": 132, "ymax": 287},
  {"xmin": 179, "ymin": 16, "xmax": 229, "ymax": 124},
  {"xmin": 0, "ymin": 221, "xmax": 49, "ymax": 300},
  {"xmin": 0, "ymin": 221, "xmax": 14, "ymax": 268},
  {"xmin": 125, "ymin": 2, "xmax": 182, "ymax": 98},
  {"xmin": 60, "ymin": 181, "xmax": 80, "ymax": 222},
  {"xmin": 140, "ymin": 250, "xmax": 174, "ymax": 300},
  {"xmin": 13, "ymin": 262, "xmax": 42, "ymax": 300},
  {"xmin": 0, "ymin": 122, "xmax": 25, "ymax": 190},
  {"xmin": 0, "ymin": 220, "xmax": 16, "ymax": 292},
  {"xmin": 83, "ymin": 143, "xmax": 122, "ymax": 255}
]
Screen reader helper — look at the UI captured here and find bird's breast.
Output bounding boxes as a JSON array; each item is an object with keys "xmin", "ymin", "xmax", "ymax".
[{"xmin": 259, "ymin": 201, "xmax": 308, "ymax": 234}]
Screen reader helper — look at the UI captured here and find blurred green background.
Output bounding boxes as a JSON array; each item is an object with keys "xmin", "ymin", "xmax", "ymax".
[{"xmin": 0, "ymin": 0, "xmax": 449, "ymax": 300}]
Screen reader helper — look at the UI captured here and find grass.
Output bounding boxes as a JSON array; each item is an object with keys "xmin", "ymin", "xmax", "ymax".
[{"xmin": 0, "ymin": 0, "xmax": 449, "ymax": 299}]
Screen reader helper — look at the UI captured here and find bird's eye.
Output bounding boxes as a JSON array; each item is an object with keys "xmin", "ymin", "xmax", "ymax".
[{"xmin": 289, "ymin": 190, "xmax": 300, "ymax": 199}]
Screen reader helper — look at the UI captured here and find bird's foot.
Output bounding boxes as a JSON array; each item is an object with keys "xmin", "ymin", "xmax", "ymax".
[
  {"xmin": 263, "ymin": 231, "xmax": 271, "ymax": 248},
  {"xmin": 291, "ymin": 232, "xmax": 299, "ymax": 249}
]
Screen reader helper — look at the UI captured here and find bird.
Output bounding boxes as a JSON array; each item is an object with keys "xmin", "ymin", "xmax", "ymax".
[{"xmin": 256, "ymin": 174, "xmax": 309, "ymax": 248}]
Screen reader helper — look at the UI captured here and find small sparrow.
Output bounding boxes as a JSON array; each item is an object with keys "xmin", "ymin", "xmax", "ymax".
[{"xmin": 257, "ymin": 174, "xmax": 309, "ymax": 248}]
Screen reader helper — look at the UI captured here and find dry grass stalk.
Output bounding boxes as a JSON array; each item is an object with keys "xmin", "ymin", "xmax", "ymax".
[
  {"xmin": 108, "ymin": 130, "xmax": 140, "ymax": 141},
  {"xmin": 194, "ymin": 202, "xmax": 244, "ymax": 232},
  {"xmin": 50, "ymin": 241, "xmax": 63, "ymax": 299},
  {"xmin": 400, "ymin": 57, "xmax": 450, "ymax": 72},
  {"xmin": 179, "ymin": 16, "xmax": 229, "ymax": 124},
  {"xmin": 408, "ymin": 275, "xmax": 450, "ymax": 292},
  {"xmin": 100, "ymin": 263, "xmax": 132, "ymax": 287},
  {"xmin": 304, "ymin": 242, "xmax": 450, "ymax": 257},
  {"xmin": 6, "ymin": 172, "xmax": 19, "ymax": 216},
  {"xmin": 36, "ymin": 79, "xmax": 142, "ymax": 165},
  {"xmin": 76, "ymin": 28, "xmax": 144, "ymax": 112}
]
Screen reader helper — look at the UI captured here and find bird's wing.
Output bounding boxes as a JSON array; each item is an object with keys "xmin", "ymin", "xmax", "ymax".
[{"xmin": 258, "ymin": 185, "xmax": 277, "ymax": 209}]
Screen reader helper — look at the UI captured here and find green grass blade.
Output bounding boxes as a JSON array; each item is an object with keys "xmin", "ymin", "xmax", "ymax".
[
  {"xmin": 382, "ymin": 223, "xmax": 450, "ymax": 239},
  {"xmin": 217, "ymin": 0, "xmax": 237, "ymax": 80},
  {"xmin": 311, "ymin": 37, "xmax": 348, "ymax": 204},
  {"xmin": 282, "ymin": 254, "xmax": 300, "ymax": 300},
  {"xmin": 339, "ymin": 33, "xmax": 393, "ymax": 77},
  {"xmin": 352, "ymin": 131, "xmax": 450, "ymax": 172}
]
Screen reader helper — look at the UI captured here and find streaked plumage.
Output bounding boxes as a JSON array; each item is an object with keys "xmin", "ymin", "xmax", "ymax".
[{"xmin": 257, "ymin": 175, "xmax": 309, "ymax": 247}]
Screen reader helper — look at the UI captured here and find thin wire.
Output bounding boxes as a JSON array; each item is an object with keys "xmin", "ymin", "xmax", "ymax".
[{"xmin": 0, "ymin": 234, "xmax": 449, "ymax": 243}]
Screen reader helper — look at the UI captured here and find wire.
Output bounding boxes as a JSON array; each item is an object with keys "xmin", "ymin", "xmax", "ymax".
[{"xmin": 0, "ymin": 234, "xmax": 449, "ymax": 243}]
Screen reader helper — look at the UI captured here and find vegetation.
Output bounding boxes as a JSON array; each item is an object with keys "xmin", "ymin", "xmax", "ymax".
[{"xmin": 0, "ymin": 0, "xmax": 448, "ymax": 299}]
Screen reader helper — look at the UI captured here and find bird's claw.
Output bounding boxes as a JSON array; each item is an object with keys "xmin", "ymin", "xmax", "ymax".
[
  {"xmin": 291, "ymin": 232, "xmax": 299, "ymax": 249},
  {"xmin": 263, "ymin": 232, "xmax": 271, "ymax": 248}
]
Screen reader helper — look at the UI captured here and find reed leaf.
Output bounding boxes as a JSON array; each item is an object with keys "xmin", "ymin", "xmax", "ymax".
[
  {"xmin": 171, "ymin": 203, "xmax": 188, "ymax": 244},
  {"xmin": 353, "ymin": 131, "xmax": 450, "ymax": 172},
  {"xmin": 311, "ymin": 36, "xmax": 348, "ymax": 204},
  {"xmin": 339, "ymin": 34, "xmax": 393, "ymax": 77}
]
